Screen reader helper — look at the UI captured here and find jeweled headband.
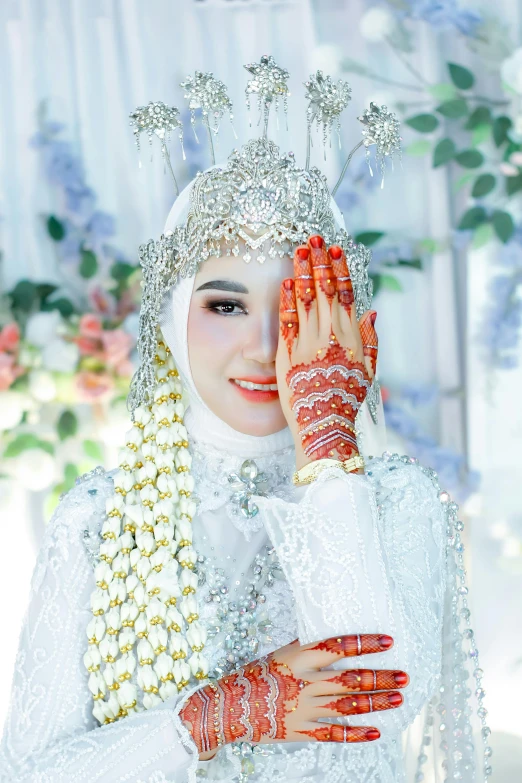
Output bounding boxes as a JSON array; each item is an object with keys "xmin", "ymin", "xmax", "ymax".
[{"xmin": 127, "ymin": 55, "xmax": 402, "ymax": 420}]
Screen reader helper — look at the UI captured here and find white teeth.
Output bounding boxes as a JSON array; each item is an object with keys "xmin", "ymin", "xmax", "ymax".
[{"xmin": 234, "ymin": 380, "xmax": 278, "ymax": 392}]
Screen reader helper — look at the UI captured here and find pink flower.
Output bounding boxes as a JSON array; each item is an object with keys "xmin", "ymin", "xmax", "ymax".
[
  {"xmin": 101, "ymin": 329, "xmax": 133, "ymax": 374},
  {"xmin": 75, "ymin": 370, "xmax": 114, "ymax": 401},
  {"xmin": 79, "ymin": 313, "xmax": 103, "ymax": 339},
  {"xmin": 0, "ymin": 353, "xmax": 25, "ymax": 391},
  {"xmin": 0, "ymin": 322, "xmax": 20, "ymax": 353},
  {"xmin": 89, "ymin": 286, "xmax": 118, "ymax": 319}
]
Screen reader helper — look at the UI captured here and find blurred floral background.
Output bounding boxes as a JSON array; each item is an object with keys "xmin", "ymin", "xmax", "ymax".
[{"xmin": 1, "ymin": 0, "xmax": 521, "ymax": 778}]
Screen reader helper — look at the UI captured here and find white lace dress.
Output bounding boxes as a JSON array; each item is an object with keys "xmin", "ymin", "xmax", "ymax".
[{"xmin": 0, "ymin": 438, "xmax": 446, "ymax": 783}]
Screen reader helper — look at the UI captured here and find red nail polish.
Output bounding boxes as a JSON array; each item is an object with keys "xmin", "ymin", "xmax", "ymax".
[
  {"xmin": 370, "ymin": 311, "xmax": 377, "ymax": 326},
  {"xmin": 388, "ymin": 692, "xmax": 403, "ymax": 707},
  {"xmin": 283, "ymin": 279, "xmax": 294, "ymax": 290},
  {"xmin": 378, "ymin": 635, "xmax": 393, "ymax": 649},
  {"xmin": 297, "ymin": 247, "xmax": 310, "ymax": 260},
  {"xmin": 366, "ymin": 729, "xmax": 380, "ymax": 741},
  {"xmin": 309, "ymin": 235, "xmax": 324, "ymax": 249},
  {"xmin": 393, "ymin": 672, "xmax": 408, "ymax": 687},
  {"xmin": 328, "ymin": 245, "xmax": 343, "ymax": 260}
]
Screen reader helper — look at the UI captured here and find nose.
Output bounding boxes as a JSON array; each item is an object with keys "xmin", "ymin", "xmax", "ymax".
[{"xmin": 242, "ymin": 304, "xmax": 279, "ymax": 366}]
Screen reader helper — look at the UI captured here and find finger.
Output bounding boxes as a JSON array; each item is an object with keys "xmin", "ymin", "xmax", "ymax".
[
  {"xmin": 299, "ymin": 633, "xmax": 394, "ymax": 668},
  {"xmin": 293, "ymin": 245, "xmax": 317, "ymax": 333},
  {"xmin": 295, "ymin": 724, "xmax": 380, "ymax": 743},
  {"xmin": 328, "ymin": 244, "xmax": 354, "ymax": 326},
  {"xmin": 279, "ymin": 278, "xmax": 299, "ymax": 357},
  {"xmin": 358, "ymin": 310, "xmax": 378, "ymax": 379},
  {"xmin": 309, "ymin": 235, "xmax": 335, "ymax": 336},
  {"xmin": 305, "ymin": 669, "xmax": 409, "ymax": 696},
  {"xmin": 311, "ymin": 690, "xmax": 403, "ymax": 718}
]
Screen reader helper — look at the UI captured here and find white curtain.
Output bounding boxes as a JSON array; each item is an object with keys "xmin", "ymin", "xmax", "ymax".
[{"xmin": 0, "ymin": 1, "xmax": 520, "ymax": 773}]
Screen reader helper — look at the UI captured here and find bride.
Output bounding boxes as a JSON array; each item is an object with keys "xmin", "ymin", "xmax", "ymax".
[{"xmin": 0, "ymin": 59, "xmax": 489, "ymax": 783}]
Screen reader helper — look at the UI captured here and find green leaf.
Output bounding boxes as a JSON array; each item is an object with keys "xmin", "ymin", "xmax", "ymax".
[
  {"xmin": 448, "ymin": 62, "xmax": 475, "ymax": 90},
  {"xmin": 506, "ymin": 174, "xmax": 522, "ymax": 196},
  {"xmin": 472, "ymin": 222, "xmax": 494, "ymax": 249},
  {"xmin": 43, "ymin": 297, "xmax": 75, "ymax": 318},
  {"xmin": 471, "ymin": 124, "xmax": 492, "ymax": 147},
  {"xmin": 458, "ymin": 206, "xmax": 487, "ymax": 230},
  {"xmin": 9, "ymin": 280, "xmax": 37, "ymax": 312},
  {"xmin": 380, "ymin": 274, "xmax": 403, "ymax": 292},
  {"xmin": 454, "ymin": 172, "xmax": 476, "ymax": 192},
  {"xmin": 418, "ymin": 238, "xmax": 439, "ymax": 253},
  {"xmin": 111, "ymin": 261, "xmax": 136, "ymax": 282},
  {"xmin": 354, "ymin": 231, "xmax": 385, "ymax": 247},
  {"xmin": 465, "ymin": 106, "xmax": 492, "ymax": 129},
  {"xmin": 405, "ymin": 113, "xmax": 439, "ymax": 133},
  {"xmin": 406, "ymin": 139, "xmax": 431, "ymax": 157},
  {"xmin": 37, "ymin": 283, "xmax": 58, "ymax": 302},
  {"xmin": 83, "ymin": 439, "xmax": 104, "ymax": 461},
  {"xmin": 428, "ymin": 83, "xmax": 457, "ymax": 102},
  {"xmin": 63, "ymin": 463, "xmax": 79, "ymax": 492},
  {"xmin": 493, "ymin": 115, "xmax": 512, "ymax": 147},
  {"xmin": 454, "ymin": 149, "xmax": 484, "ymax": 168},
  {"xmin": 4, "ymin": 433, "xmax": 54, "ymax": 458},
  {"xmin": 436, "ymin": 99, "xmax": 468, "ymax": 119},
  {"xmin": 57, "ymin": 409, "xmax": 78, "ymax": 440},
  {"xmin": 47, "ymin": 215, "xmax": 66, "ymax": 241},
  {"xmin": 397, "ymin": 258, "xmax": 423, "ymax": 270},
  {"xmin": 472, "ymin": 173, "xmax": 496, "ymax": 198},
  {"xmin": 492, "ymin": 210, "xmax": 515, "ymax": 243},
  {"xmin": 433, "ymin": 137, "xmax": 456, "ymax": 167},
  {"xmin": 79, "ymin": 249, "xmax": 98, "ymax": 279}
]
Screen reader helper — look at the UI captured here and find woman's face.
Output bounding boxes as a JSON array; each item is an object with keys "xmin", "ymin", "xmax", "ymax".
[{"xmin": 187, "ymin": 247, "xmax": 293, "ymax": 436}]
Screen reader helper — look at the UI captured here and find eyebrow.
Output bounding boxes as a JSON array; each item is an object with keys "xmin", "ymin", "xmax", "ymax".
[{"xmin": 195, "ymin": 279, "xmax": 249, "ymax": 294}]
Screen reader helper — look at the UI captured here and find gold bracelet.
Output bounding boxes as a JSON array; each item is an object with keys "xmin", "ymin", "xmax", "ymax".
[{"xmin": 292, "ymin": 455, "xmax": 365, "ymax": 486}]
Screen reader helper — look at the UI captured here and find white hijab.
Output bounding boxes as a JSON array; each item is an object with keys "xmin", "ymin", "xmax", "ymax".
[{"xmin": 159, "ymin": 170, "xmax": 387, "ymax": 461}]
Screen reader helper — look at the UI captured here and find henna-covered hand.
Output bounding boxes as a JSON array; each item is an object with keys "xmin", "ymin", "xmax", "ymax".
[
  {"xmin": 277, "ymin": 235, "xmax": 378, "ymax": 468},
  {"xmin": 180, "ymin": 633, "xmax": 408, "ymax": 756}
]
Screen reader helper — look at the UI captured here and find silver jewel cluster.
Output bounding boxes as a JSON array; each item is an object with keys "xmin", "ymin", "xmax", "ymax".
[
  {"xmin": 357, "ymin": 102, "xmax": 402, "ymax": 179},
  {"xmin": 305, "ymin": 70, "xmax": 352, "ymax": 151},
  {"xmin": 367, "ymin": 452, "xmax": 492, "ymax": 782},
  {"xmin": 180, "ymin": 71, "xmax": 234, "ymax": 136},
  {"xmin": 129, "ymin": 137, "xmax": 374, "ymax": 413},
  {"xmin": 244, "ymin": 54, "xmax": 290, "ymax": 127},
  {"xmin": 197, "ymin": 545, "xmax": 284, "ymax": 678},
  {"xmin": 227, "ymin": 459, "xmax": 270, "ymax": 518},
  {"xmin": 129, "ymin": 101, "xmax": 184, "ymax": 152}
]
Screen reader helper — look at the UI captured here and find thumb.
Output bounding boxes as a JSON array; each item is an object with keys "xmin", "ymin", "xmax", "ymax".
[{"xmin": 358, "ymin": 310, "xmax": 378, "ymax": 379}]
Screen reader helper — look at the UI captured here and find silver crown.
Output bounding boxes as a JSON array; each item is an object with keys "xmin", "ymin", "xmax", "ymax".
[{"xmin": 128, "ymin": 56, "xmax": 401, "ymax": 422}]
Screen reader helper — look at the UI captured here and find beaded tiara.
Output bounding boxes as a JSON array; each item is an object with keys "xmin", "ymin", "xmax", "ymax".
[{"xmin": 127, "ymin": 55, "xmax": 402, "ymax": 420}]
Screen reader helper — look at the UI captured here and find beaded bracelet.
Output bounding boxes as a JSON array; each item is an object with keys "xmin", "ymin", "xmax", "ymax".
[
  {"xmin": 207, "ymin": 680, "xmax": 226, "ymax": 747},
  {"xmin": 292, "ymin": 454, "xmax": 365, "ymax": 486}
]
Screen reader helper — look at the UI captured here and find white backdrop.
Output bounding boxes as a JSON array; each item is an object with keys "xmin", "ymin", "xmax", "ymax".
[{"xmin": 0, "ymin": 1, "xmax": 521, "ymax": 778}]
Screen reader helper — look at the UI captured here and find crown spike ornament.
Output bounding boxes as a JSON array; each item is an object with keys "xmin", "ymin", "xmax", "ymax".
[
  {"xmin": 129, "ymin": 56, "xmax": 403, "ymax": 425},
  {"xmin": 304, "ymin": 70, "xmax": 352, "ymax": 168},
  {"xmin": 129, "ymin": 101, "xmax": 185, "ymax": 196},
  {"xmin": 180, "ymin": 71, "xmax": 236, "ymax": 165},
  {"xmin": 244, "ymin": 55, "xmax": 290, "ymax": 137}
]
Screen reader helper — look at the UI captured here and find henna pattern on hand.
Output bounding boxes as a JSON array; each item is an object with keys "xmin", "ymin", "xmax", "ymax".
[
  {"xmin": 305, "ymin": 633, "xmax": 394, "ymax": 656},
  {"xmin": 323, "ymin": 668, "xmax": 409, "ymax": 691},
  {"xmin": 294, "ymin": 246, "xmax": 315, "ymax": 315},
  {"xmin": 310, "ymin": 235, "xmax": 336, "ymax": 304},
  {"xmin": 359, "ymin": 310, "xmax": 378, "ymax": 377},
  {"xmin": 328, "ymin": 244, "xmax": 354, "ymax": 315},
  {"xmin": 280, "ymin": 279, "xmax": 298, "ymax": 356},
  {"xmin": 321, "ymin": 691, "xmax": 403, "ymax": 716},
  {"xmin": 286, "ymin": 344, "xmax": 372, "ymax": 460},
  {"xmin": 180, "ymin": 653, "xmax": 302, "ymax": 754},
  {"xmin": 296, "ymin": 725, "xmax": 381, "ymax": 743}
]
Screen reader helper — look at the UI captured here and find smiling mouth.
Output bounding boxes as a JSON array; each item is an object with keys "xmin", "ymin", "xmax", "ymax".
[{"xmin": 233, "ymin": 379, "xmax": 278, "ymax": 391}]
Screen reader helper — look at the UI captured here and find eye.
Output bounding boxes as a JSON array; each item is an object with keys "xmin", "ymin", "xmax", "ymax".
[{"xmin": 202, "ymin": 299, "xmax": 248, "ymax": 316}]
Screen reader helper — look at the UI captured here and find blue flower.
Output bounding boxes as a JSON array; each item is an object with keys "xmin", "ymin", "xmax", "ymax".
[
  {"xmin": 397, "ymin": 0, "xmax": 482, "ymax": 36},
  {"xmin": 86, "ymin": 211, "xmax": 116, "ymax": 240},
  {"xmin": 45, "ymin": 141, "xmax": 85, "ymax": 191}
]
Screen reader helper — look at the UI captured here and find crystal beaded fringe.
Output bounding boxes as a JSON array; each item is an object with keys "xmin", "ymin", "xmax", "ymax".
[{"xmin": 376, "ymin": 453, "xmax": 491, "ymax": 782}]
